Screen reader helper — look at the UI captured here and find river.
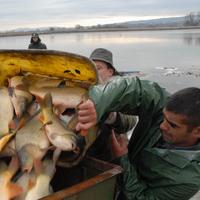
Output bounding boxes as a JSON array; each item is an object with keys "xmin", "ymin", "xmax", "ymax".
[{"xmin": 1, "ymin": 29, "xmax": 200, "ymax": 93}]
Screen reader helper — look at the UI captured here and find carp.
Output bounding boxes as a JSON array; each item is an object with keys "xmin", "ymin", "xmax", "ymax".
[
  {"xmin": 0, "ymin": 156, "xmax": 23, "ymax": 200},
  {"xmin": 24, "ymin": 75, "xmax": 64, "ymax": 88},
  {"xmin": 16, "ymin": 159, "xmax": 55, "ymax": 200},
  {"xmin": 24, "ymin": 159, "xmax": 55, "ymax": 200},
  {"xmin": 8, "ymin": 76, "xmax": 33, "ymax": 118},
  {"xmin": 0, "ymin": 139, "xmax": 16, "ymax": 158},
  {"xmin": 0, "ymin": 87, "xmax": 14, "ymax": 137},
  {"xmin": 29, "ymin": 86, "xmax": 87, "ymax": 114},
  {"xmin": 40, "ymin": 93, "xmax": 79, "ymax": 162},
  {"xmin": 9, "ymin": 88, "xmax": 33, "ymax": 118},
  {"xmin": 16, "ymin": 116, "xmax": 50, "ymax": 172}
]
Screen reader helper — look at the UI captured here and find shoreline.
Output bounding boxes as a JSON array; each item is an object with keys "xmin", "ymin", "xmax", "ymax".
[{"xmin": 0, "ymin": 26, "xmax": 200, "ymax": 38}]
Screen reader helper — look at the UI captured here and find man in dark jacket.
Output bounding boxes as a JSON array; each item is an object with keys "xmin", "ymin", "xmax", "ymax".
[
  {"xmin": 28, "ymin": 33, "xmax": 47, "ymax": 49},
  {"xmin": 76, "ymin": 76, "xmax": 200, "ymax": 200}
]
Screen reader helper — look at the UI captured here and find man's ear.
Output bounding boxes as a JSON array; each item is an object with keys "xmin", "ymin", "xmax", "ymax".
[
  {"xmin": 109, "ymin": 68, "xmax": 114, "ymax": 76},
  {"xmin": 193, "ymin": 126, "xmax": 200, "ymax": 139}
]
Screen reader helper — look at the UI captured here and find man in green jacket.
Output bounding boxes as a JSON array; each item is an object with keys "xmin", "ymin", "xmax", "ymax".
[
  {"xmin": 87, "ymin": 48, "xmax": 137, "ymax": 161},
  {"xmin": 28, "ymin": 33, "xmax": 47, "ymax": 49},
  {"xmin": 76, "ymin": 76, "xmax": 200, "ymax": 200}
]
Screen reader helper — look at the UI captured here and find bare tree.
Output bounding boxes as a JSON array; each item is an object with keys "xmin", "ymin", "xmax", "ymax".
[{"xmin": 184, "ymin": 11, "xmax": 200, "ymax": 26}]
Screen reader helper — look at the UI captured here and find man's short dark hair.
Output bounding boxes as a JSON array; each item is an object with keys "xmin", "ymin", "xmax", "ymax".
[{"xmin": 165, "ymin": 87, "xmax": 200, "ymax": 130}]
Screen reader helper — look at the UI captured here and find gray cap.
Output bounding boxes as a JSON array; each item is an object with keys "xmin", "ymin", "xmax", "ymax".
[
  {"xmin": 90, "ymin": 48, "xmax": 119, "ymax": 75},
  {"xmin": 90, "ymin": 48, "xmax": 113, "ymax": 66}
]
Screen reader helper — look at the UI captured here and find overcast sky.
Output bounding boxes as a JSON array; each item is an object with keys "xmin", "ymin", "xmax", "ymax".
[{"xmin": 1, "ymin": 0, "xmax": 200, "ymax": 31}]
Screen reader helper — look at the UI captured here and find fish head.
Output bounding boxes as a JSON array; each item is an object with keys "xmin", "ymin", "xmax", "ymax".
[{"xmin": 50, "ymin": 133, "xmax": 78, "ymax": 151}]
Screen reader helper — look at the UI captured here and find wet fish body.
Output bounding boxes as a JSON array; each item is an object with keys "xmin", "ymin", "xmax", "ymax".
[
  {"xmin": 30, "ymin": 87, "xmax": 87, "ymax": 111},
  {"xmin": 0, "ymin": 87, "xmax": 14, "ymax": 136},
  {"xmin": 40, "ymin": 93, "xmax": 78, "ymax": 152},
  {"xmin": 16, "ymin": 116, "xmax": 50, "ymax": 172}
]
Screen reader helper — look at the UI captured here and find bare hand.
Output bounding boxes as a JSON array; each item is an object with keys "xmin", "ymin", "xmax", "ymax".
[
  {"xmin": 110, "ymin": 130, "xmax": 128, "ymax": 159},
  {"xmin": 76, "ymin": 99, "xmax": 97, "ymax": 131}
]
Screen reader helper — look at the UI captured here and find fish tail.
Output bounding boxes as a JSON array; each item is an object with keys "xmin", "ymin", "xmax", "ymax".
[
  {"xmin": 7, "ymin": 182, "xmax": 23, "ymax": 199},
  {"xmin": 39, "ymin": 93, "xmax": 53, "ymax": 110},
  {"xmin": 8, "ymin": 156, "xmax": 20, "ymax": 177}
]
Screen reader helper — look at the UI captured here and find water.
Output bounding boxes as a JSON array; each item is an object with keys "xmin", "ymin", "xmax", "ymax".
[
  {"xmin": 1, "ymin": 29, "xmax": 200, "ymax": 93},
  {"xmin": 1, "ymin": 30, "xmax": 200, "ymax": 200}
]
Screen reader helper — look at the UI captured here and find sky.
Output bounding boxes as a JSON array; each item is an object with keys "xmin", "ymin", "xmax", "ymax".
[{"xmin": 0, "ymin": 0, "xmax": 200, "ymax": 31}]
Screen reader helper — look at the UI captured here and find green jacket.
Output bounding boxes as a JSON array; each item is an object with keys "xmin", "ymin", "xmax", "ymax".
[
  {"xmin": 89, "ymin": 76, "xmax": 200, "ymax": 200},
  {"xmin": 87, "ymin": 113, "xmax": 137, "ymax": 161},
  {"xmin": 28, "ymin": 42, "xmax": 47, "ymax": 49}
]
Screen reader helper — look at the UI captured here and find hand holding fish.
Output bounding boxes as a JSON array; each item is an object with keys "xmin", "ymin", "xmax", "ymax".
[{"xmin": 76, "ymin": 99, "xmax": 97, "ymax": 131}]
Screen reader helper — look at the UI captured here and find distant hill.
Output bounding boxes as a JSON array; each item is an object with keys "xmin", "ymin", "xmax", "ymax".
[
  {"xmin": 121, "ymin": 17, "xmax": 185, "ymax": 26},
  {"xmin": 1, "ymin": 16, "xmax": 200, "ymax": 37},
  {"xmin": 93, "ymin": 16, "xmax": 186, "ymax": 29}
]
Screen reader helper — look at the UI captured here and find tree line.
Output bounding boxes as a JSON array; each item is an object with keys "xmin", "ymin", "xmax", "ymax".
[{"xmin": 184, "ymin": 12, "xmax": 200, "ymax": 26}]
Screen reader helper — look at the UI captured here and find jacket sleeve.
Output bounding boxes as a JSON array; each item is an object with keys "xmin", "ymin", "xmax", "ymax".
[
  {"xmin": 117, "ymin": 155, "xmax": 199, "ymax": 200},
  {"xmin": 112, "ymin": 113, "xmax": 138, "ymax": 134},
  {"xmin": 89, "ymin": 76, "xmax": 169, "ymax": 122}
]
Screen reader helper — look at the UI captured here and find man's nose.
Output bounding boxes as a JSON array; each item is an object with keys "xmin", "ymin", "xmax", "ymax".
[{"xmin": 160, "ymin": 120, "xmax": 168, "ymax": 131}]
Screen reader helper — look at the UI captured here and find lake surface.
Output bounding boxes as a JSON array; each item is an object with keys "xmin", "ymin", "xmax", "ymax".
[{"xmin": 1, "ymin": 29, "xmax": 200, "ymax": 93}]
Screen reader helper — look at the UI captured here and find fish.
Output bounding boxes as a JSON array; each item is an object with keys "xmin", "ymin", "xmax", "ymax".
[
  {"xmin": 15, "ymin": 170, "xmax": 35, "ymax": 200},
  {"xmin": 0, "ymin": 156, "xmax": 23, "ymax": 200},
  {"xmin": 8, "ymin": 76, "xmax": 24, "ymax": 88},
  {"xmin": 26, "ymin": 76, "xmax": 64, "ymax": 88},
  {"xmin": 24, "ymin": 159, "xmax": 55, "ymax": 200},
  {"xmin": 15, "ymin": 159, "xmax": 55, "ymax": 200},
  {"xmin": 9, "ymin": 88, "xmax": 33, "ymax": 118},
  {"xmin": 0, "ymin": 139, "xmax": 16, "ymax": 158},
  {"xmin": 16, "ymin": 115, "xmax": 50, "ymax": 172},
  {"xmin": 40, "ymin": 93, "xmax": 79, "ymax": 162},
  {"xmin": 8, "ymin": 76, "xmax": 34, "ymax": 118},
  {"xmin": 29, "ymin": 86, "xmax": 87, "ymax": 114},
  {"xmin": 0, "ymin": 87, "xmax": 14, "ymax": 137},
  {"xmin": 0, "ymin": 114, "xmax": 33, "ymax": 153}
]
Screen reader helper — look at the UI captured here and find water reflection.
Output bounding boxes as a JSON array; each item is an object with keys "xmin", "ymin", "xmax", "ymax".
[{"xmin": 183, "ymin": 33, "xmax": 200, "ymax": 46}]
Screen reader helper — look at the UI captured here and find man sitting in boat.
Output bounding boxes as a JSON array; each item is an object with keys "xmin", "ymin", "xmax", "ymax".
[{"xmin": 76, "ymin": 76, "xmax": 200, "ymax": 200}]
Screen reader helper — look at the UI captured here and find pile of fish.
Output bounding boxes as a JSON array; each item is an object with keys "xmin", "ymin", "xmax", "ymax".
[{"xmin": 0, "ymin": 73, "xmax": 95, "ymax": 200}]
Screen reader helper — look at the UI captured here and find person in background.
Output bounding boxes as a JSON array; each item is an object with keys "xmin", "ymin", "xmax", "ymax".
[
  {"xmin": 76, "ymin": 76, "xmax": 200, "ymax": 200},
  {"xmin": 90, "ymin": 48, "xmax": 119, "ymax": 84},
  {"xmin": 87, "ymin": 48, "xmax": 137, "ymax": 161},
  {"xmin": 28, "ymin": 33, "xmax": 47, "ymax": 49}
]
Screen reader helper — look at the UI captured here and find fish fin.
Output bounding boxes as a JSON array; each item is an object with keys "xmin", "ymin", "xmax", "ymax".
[
  {"xmin": 40, "ymin": 121, "xmax": 53, "ymax": 130},
  {"xmin": 39, "ymin": 114, "xmax": 44, "ymax": 123},
  {"xmin": 7, "ymin": 182, "xmax": 23, "ymax": 199},
  {"xmin": 43, "ymin": 159, "xmax": 56, "ymax": 178},
  {"xmin": 7, "ymin": 86, "xmax": 15, "ymax": 97},
  {"xmin": 44, "ymin": 93, "xmax": 53, "ymax": 108},
  {"xmin": 28, "ymin": 178, "xmax": 36, "ymax": 190},
  {"xmin": 8, "ymin": 156, "xmax": 19, "ymax": 177},
  {"xmin": 35, "ymin": 95, "xmax": 43, "ymax": 104},
  {"xmin": 18, "ymin": 117, "xmax": 27, "ymax": 129},
  {"xmin": 53, "ymin": 148, "xmax": 62, "ymax": 165},
  {"xmin": 55, "ymin": 104, "xmax": 66, "ymax": 115},
  {"xmin": 18, "ymin": 146, "xmax": 34, "ymax": 173},
  {"xmin": 0, "ymin": 133, "xmax": 15, "ymax": 152},
  {"xmin": 33, "ymin": 159, "xmax": 42, "ymax": 175},
  {"xmin": 9, "ymin": 119, "xmax": 17, "ymax": 130}
]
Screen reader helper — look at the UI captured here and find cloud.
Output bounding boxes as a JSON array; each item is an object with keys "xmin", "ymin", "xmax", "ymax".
[{"xmin": 0, "ymin": 0, "xmax": 200, "ymax": 30}]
